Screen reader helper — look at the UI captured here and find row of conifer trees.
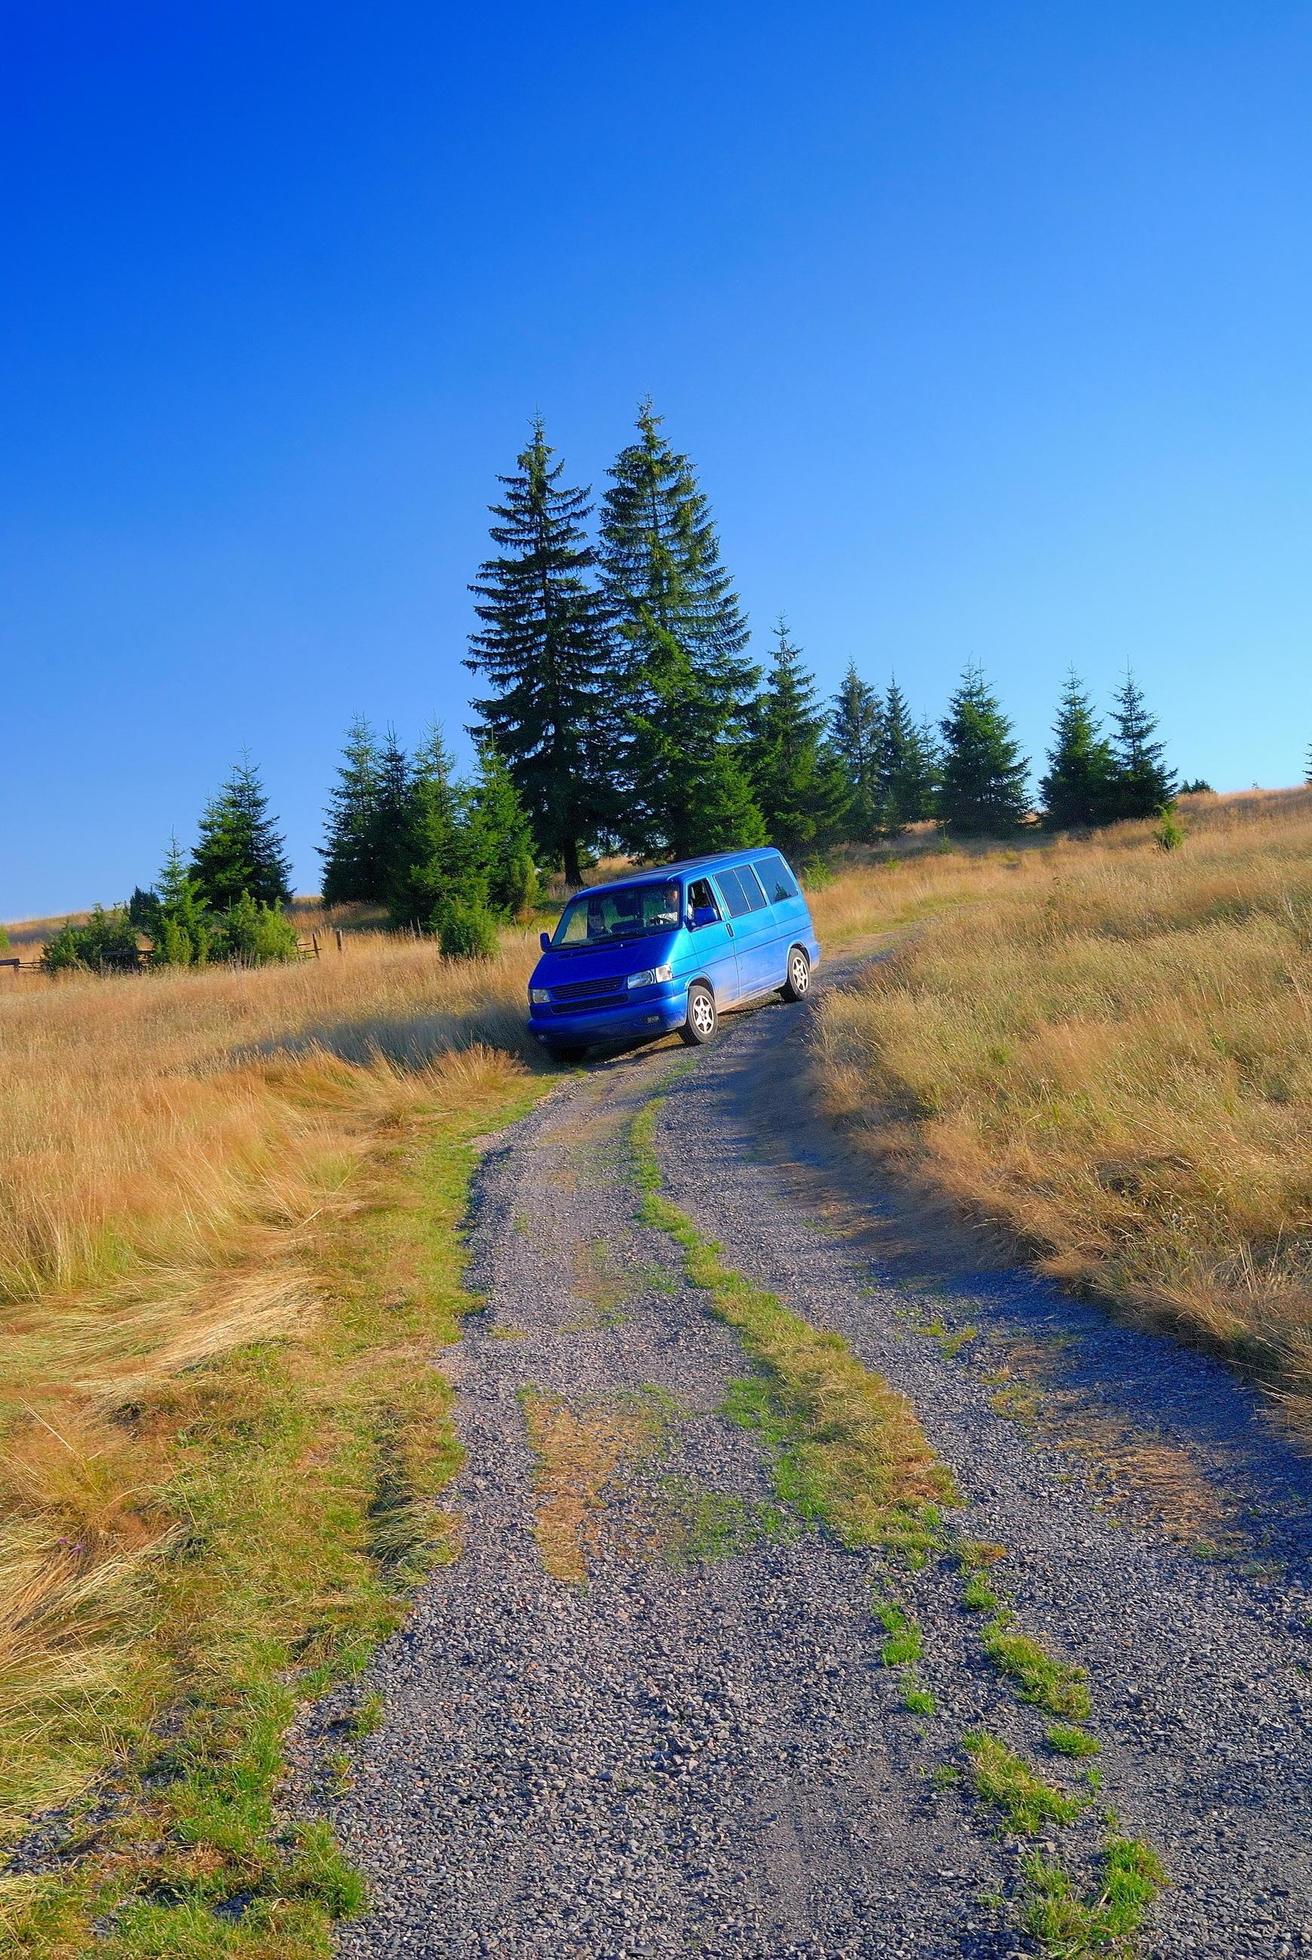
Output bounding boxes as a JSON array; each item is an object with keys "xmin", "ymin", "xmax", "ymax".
[
  {"xmin": 316, "ymin": 402, "xmax": 1182, "ymax": 919},
  {"xmin": 53, "ymin": 403, "xmax": 1188, "ymax": 968}
]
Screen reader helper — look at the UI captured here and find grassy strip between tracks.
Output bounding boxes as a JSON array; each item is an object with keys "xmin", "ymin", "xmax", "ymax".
[
  {"xmin": 630, "ymin": 1099, "xmax": 956, "ymax": 1558},
  {"xmin": 1, "ymin": 1051, "xmax": 550, "ymax": 1960},
  {"xmin": 630, "ymin": 1088, "xmax": 1167, "ymax": 1957}
]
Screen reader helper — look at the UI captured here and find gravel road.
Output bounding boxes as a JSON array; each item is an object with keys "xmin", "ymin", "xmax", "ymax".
[{"xmin": 302, "ymin": 956, "xmax": 1312, "ymax": 1958}]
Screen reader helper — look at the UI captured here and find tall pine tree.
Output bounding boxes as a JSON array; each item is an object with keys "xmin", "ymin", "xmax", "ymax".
[
  {"xmin": 466, "ymin": 419, "xmax": 614, "ymax": 887},
  {"xmin": 191, "ymin": 757, "xmax": 292, "ymax": 910},
  {"xmin": 370, "ymin": 726, "xmax": 413, "ymax": 908},
  {"xmin": 829, "ymin": 661, "xmax": 883, "ymax": 841},
  {"xmin": 153, "ymin": 834, "xmax": 212, "ymax": 966},
  {"xmin": 320, "ymin": 715, "xmax": 382, "ymax": 903},
  {"xmin": 1039, "ymin": 671, "xmax": 1115, "ymax": 829},
  {"xmin": 938, "ymin": 666, "xmax": 1030, "ymax": 835},
  {"xmin": 387, "ymin": 725, "xmax": 470, "ymax": 931},
  {"xmin": 1108, "ymin": 672, "xmax": 1176, "ymax": 819},
  {"xmin": 466, "ymin": 737, "xmax": 539, "ymax": 916},
  {"xmin": 600, "ymin": 401, "xmax": 762, "ymax": 857},
  {"xmin": 749, "ymin": 620, "xmax": 847, "ymax": 860},
  {"xmin": 880, "ymin": 680, "xmax": 938, "ymax": 831}
]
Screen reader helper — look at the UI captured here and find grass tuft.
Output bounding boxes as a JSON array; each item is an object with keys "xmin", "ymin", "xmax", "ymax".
[
  {"xmin": 1020, "ymin": 1836, "xmax": 1168, "ymax": 1954},
  {"xmin": 981, "ymin": 1619, "xmax": 1092, "ymax": 1721},
  {"xmin": 1046, "ymin": 1724, "xmax": 1101, "ymax": 1759},
  {"xmin": 963, "ymin": 1731, "xmax": 1086, "ymax": 1834},
  {"xmin": 874, "ymin": 1598, "xmax": 925, "ymax": 1667}
]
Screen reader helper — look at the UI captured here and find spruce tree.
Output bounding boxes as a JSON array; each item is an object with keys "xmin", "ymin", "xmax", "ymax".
[
  {"xmin": 387, "ymin": 726, "xmax": 471, "ymax": 931},
  {"xmin": 320, "ymin": 716, "xmax": 382, "ymax": 904},
  {"xmin": 1305, "ymin": 740, "xmax": 1312, "ymax": 788},
  {"xmin": 1039, "ymin": 671, "xmax": 1116, "ymax": 830},
  {"xmin": 1107, "ymin": 672, "xmax": 1176, "ymax": 819},
  {"xmin": 466, "ymin": 419, "xmax": 615, "ymax": 887},
  {"xmin": 938, "ymin": 665, "xmax": 1030, "ymax": 835},
  {"xmin": 880, "ymin": 680, "xmax": 938, "ymax": 831},
  {"xmin": 154, "ymin": 834, "xmax": 211, "ymax": 965},
  {"xmin": 600, "ymin": 401, "xmax": 761, "ymax": 857},
  {"xmin": 190, "ymin": 757, "xmax": 292, "ymax": 910},
  {"xmin": 466, "ymin": 738, "xmax": 539, "ymax": 916},
  {"xmin": 370, "ymin": 727, "xmax": 413, "ymax": 909},
  {"xmin": 749, "ymin": 619, "xmax": 848, "ymax": 860},
  {"xmin": 829, "ymin": 661, "xmax": 884, "ymax": 840}
]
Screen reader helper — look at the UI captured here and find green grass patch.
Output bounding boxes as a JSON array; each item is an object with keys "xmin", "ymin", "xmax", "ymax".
[
  {"xmin": 962, "ymin": 1570, "xmax": 1000, "ymax": 1612},
  {"xmin": 1046, "ymin": 1724, "xmax": 1101, "ymax": 1759},
  {"xmin": 982, "ymin": 1618, "xmax": 1092, "ymax": 1721},
  {"xmin": 1020, "ymin": 1837, "xmax": 1168, "ymax": 1954},
  {"xmin": 902, "ymin": 1684, "xmax": 936, "ymax": 1715},
  {"xmin": 632, "ymin": 1101, "xmax": 956, "ymax": 1559},
  {"xmin": 874, "ymin": 1598, "xmax": 925, "ymax": 1667},
  {"xmin": 963, "ymin": 1732, "xmax": 1086, "ymax": 1834}
]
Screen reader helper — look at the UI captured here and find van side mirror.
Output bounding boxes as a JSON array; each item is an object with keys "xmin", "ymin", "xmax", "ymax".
[
  {"xmin": 539, "ymin": 931, "xmax": 551, "ymax": 952},
  {"xmin": 689, "ymin": 905, "xmax": 718, "ymax": 930}
]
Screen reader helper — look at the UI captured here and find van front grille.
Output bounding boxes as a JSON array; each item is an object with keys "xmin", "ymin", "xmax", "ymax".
[{"xmin": 550, "ymin": 976, "xmax": 624, "ymax": 1003}]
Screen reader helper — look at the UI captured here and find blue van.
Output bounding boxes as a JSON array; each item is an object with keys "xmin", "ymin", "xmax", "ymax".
[{"xmin": 526, "ymin": 848, "xmax": 821, "ymax": 1059}]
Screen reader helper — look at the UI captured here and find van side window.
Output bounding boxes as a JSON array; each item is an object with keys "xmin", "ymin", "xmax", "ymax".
[
  {"xmin": 738, "ymin": 865, "xmax": 769, "ymax": 910},
  {"xmin": 687, "ymin": 877, "xmax": 721, "ymax": 920},
  {"xmin": 716, "ymin": 865, "xmax": 768, "ymax": 918},
  {"xmin": 761, "ymin": 852, "xmax": 799, "ymax": 902}
]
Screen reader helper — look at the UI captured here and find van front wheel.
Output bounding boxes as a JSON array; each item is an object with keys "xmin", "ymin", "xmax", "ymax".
[
  {"xmin": 780, "ymin": 948, "xmax": 811, "ymax": 1002},
  {"xmin": 680, "ymin": 984, "xmax": 717, "ymax": 1046}
]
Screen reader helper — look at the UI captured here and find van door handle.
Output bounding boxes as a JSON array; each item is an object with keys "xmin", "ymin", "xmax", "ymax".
[{"xmin": 725, "ymin": 923, "xmax": 734, "ymax": 937}]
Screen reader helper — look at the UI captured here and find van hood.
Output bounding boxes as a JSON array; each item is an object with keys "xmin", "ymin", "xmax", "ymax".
[{"xmin": 531, "ymin": 931, "xmax": 681, "ymax": 990}]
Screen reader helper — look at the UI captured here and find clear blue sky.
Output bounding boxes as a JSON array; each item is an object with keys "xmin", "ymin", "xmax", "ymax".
[{"xmin": 4, "ymin": 1, "xmax": 1309, "ymax": 916}]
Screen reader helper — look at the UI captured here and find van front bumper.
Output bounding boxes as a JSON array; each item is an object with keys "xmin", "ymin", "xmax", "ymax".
[{"xmin": 528, "ymin": 985, "xmax": 688, "ymax": 1049}]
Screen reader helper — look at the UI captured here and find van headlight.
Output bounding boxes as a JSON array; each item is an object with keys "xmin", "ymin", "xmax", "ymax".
[
  {"xmin": 627, "ymin": 965, "xmax": 673, "ymax": 990},
  {"xmin": 529, "ymin": 987, "xmax": 550, "ymax": 1004}
]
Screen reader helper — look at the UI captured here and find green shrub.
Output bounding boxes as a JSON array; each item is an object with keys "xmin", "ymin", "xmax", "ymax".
[
  {"xmin": 212, "ymin": 892, "xmax": 300, "ymax": 965},
  {"xmin": 40, "ymin": 906, "xmax": 140, "ymax": 973},
  {"xmin": 1155, "ymin": 804, "xmax": 1184, "ymax": 851},
  {"xmin": 502, "ymin": 850, "xmax": 540, "ymax": 917},
  {"xmin": 438, "ymin": 901, "xmax": 500, "ymax": 960}
]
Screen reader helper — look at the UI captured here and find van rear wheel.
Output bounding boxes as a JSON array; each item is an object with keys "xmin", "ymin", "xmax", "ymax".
[
  {"xmin": 780, "ymin": 947, "xmax": 811, "ymax": 1002},
  {"xmin": 680, "ymin": 983, "xmax": 717, "ymax": 1046}
]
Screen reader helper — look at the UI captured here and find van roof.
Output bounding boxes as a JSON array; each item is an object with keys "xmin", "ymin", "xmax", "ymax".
[{"xmin": 580, "ymin": 848, "xmax": 779, "ymax": 900}]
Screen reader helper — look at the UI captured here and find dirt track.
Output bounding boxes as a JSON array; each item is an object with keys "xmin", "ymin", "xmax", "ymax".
[{"xmin": 303, "ymin": 957, "xmax": 1312, "ymax": 1957}]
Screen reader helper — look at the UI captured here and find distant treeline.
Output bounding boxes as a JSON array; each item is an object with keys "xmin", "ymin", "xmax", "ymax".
[{"xmin": 49, "ymin": 401, "xmax": 1225, "ymax": 971}]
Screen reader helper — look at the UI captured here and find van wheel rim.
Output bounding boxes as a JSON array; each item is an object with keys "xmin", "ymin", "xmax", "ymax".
[
  {"xmin": 691, "ymin": 994, "xmax": 714, "ymax": 1036},
  {"xmin": 791, "ymin": 955, "xmax": 809, "ymax": 994}
]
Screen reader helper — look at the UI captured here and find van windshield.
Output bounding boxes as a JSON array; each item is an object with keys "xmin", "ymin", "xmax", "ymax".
[{"xmin": 553, "ymin": 881, "xmax": 683, "ymax": 947}]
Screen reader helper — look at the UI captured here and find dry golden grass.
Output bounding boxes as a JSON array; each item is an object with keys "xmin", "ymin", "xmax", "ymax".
[
  {"xmin": 815, "ymin": 789, "xmax": 1312, "ymax": 1430},
  {"xmin": 519, "ymin": 1389, "xmax": 666, "ymax": 1582},
  {"xmin": 0, "ymin": 931, "xmax": 536, "ymax": 1306},
  {"xmin": 0, "ymin": 1036, "xmax": 542, "ymax": 1906},
  {"xmin": 0, "ymin": 923, "xmax": 542, "ymax": 1867}
]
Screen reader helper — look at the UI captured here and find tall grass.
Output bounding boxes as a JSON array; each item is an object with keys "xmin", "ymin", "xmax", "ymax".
[
  {"xmin": 0, "ymin": 932, "xmax": 535, "ymax": 1306},
  {"xmin": 815, "ymin": 790, "xmax": 1312, "ymax": 1430}
]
